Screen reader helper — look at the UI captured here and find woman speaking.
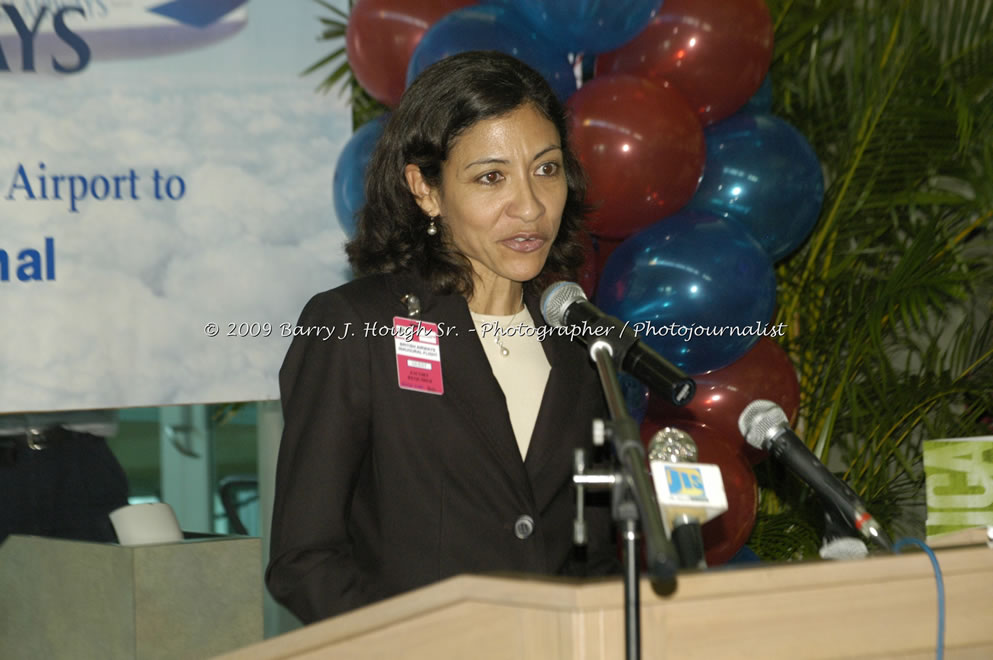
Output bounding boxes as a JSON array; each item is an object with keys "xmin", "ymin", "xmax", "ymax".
[{"xmin": 267, "ymin": 51, "xmax": 617, "ymax": 624}]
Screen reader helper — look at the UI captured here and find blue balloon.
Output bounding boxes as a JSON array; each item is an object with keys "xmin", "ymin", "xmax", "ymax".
[
  {"xmin": 689, "ymin": 113, "xmax": 825, "ymax": 262},
  {"xmin": 619, "ymin": 372, "xmax": 649, "ymax": 424},
  {"xmin": 406, "ymin": 5, "xmax": 577, "ymax": 102},
  {"xmin": 509, "ymin": 0, "xmax": 662, "ymax": 55},
  {"xmin": 741, "ymin": 75, "xmax": 773, "ymax": 114},
  {"xmin": 596, "ymin": 210, "xmax": 777, "ymax": 375},
  {"xmin": 333, "ymin": 114, "xmax": 389, "ymax": 237}
]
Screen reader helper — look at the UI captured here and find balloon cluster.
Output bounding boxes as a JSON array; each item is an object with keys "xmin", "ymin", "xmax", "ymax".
[{"xmin": 335, "ymin": 0, "xmax": 825, "ymax": 565}]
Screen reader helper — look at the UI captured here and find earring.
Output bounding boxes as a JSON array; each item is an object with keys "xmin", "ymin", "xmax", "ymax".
[{"xmin": 426, "ymin": 216, "xmax": 439, "ymax": 236}]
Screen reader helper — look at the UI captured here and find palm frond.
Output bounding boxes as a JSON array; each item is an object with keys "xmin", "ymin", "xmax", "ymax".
[
  {"xmin": 752, "ymin": 0, "xmax": 993, "ymax": 559},
  {"xmin": 303, "ymin": 0, "xmax": 388, "ymax": 127}
]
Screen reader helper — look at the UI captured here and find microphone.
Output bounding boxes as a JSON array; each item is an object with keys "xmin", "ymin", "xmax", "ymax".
[
  {"xmin": 647, "ymin": 427, "xmax": 722, "ymax": 569},
  {"xmin": 540, "ymin": 282, "xmax": 695, "ymax": 406},
  {"xmin": 738, "ymin": 400, "xmax": 893, "ymax": 552}
]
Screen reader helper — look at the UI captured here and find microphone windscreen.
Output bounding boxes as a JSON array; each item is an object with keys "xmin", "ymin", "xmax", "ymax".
[
  {"xmin": 648, "ymin": 427, "xmax": 698, "ymax": 463},
  {"xmin": 738, "ymin": 399, "xmax": 789, "ymax": 450},
  {"xmin": 540, "ymin": 281, "xmax": 586, "ymax": 327},
  {"xmin": 819, "ymin": 537, "xmax": 869, "ymax": 560}
]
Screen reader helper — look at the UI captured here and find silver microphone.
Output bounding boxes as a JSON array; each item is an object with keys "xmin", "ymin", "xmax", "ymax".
[
  {"xmin": 649, "ymin": 427, "xmax": 699, "ymax": 463},
  {"xmin": 649, "ymin": 428, "xmax": 707, "ymax": 569},
  {"xmin": 738, "ymin": 400, "xmax": 892, "ymax": 552},
  {"xmin": 540, "ymin": 282, "xmax": 695, "ymax": 406}
]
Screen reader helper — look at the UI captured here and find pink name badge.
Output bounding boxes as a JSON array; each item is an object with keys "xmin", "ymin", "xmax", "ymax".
[{"xmin": 394, "ymin": 316, "xmax": 444, "ymax": 395}]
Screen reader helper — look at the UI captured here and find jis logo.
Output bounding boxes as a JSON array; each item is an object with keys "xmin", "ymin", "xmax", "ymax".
[{"xmin": 666, "ymin": 466, "xmax": 707, "ymax": 501}]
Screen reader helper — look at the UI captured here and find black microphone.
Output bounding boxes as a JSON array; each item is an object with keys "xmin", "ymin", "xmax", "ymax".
[
  {"xmin": 738, "ymin": 400, "xmax": 892, "ymax": 551},
  {"xmin": 540, "ymin": 282, "xmax": 695, "ymax": 406}
]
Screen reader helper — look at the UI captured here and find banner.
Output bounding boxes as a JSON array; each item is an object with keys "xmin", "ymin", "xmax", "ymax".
[
  {"xmin": 1, "ymin": 1, "xmax": 352, "ymax": 412},
  {"xmin": 924, "ymin": 436, "xmax": 993, "ymax": 540}
]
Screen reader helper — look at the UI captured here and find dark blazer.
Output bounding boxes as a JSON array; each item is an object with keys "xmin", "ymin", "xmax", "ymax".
[{"xmin": 266, "ymin": 272, "xmax": 617, "ymax": 624}]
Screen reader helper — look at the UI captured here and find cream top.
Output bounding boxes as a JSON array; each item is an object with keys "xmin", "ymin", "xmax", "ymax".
[{"xmin": 470, "ymin": 306, "xmax": 550, "ymax": 460}]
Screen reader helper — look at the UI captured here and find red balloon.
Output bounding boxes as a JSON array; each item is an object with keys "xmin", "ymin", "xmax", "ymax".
[
  {"xmin": 648, "ymin": 337, "xmax": 800, "ymax": 464},
  {"xmin": 346, "ymin": 0, "xmax": 477, "ymax": 107},
  {"xmin": 595, "ymin": 0, "xmax": 774, "ymax": 126},
  {"xmin": 641, "ymin": 418, "xmax": 757, "ymax": 566},
  {"xmin": 567, "ymin": 75, "xmax": 705, "ymax": 239}
]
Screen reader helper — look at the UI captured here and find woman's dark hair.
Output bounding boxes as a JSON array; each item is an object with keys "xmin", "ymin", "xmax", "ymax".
[{"xmin": 346, "ymin": 50, "xmax": 589, "ymax": 297}]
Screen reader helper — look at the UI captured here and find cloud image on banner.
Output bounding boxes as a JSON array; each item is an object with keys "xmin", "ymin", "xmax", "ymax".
[{"xmin": 0, "ymin": 0, "xmax": 352, "ymax": 413}]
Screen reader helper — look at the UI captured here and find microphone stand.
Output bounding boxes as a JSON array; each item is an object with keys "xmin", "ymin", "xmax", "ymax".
[{"xmin": 574, "ymin": 339, "xmax": 680, "ymax": 660}]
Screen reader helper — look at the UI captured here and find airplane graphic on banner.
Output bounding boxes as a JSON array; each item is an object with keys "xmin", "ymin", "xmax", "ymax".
[{"xmin": 0, "ymin": 0, "xmax": 249, "ymax": 74}]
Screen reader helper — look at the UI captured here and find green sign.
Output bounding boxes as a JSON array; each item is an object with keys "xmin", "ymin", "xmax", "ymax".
[{"xmin": 923, "ymin": 437, "xmax": 993, "ymax": 539}]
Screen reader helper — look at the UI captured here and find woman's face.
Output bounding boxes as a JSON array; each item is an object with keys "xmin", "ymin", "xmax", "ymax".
[{"xmin": 416, "ymin": 104, "xmax": 568, "ymax": 292}]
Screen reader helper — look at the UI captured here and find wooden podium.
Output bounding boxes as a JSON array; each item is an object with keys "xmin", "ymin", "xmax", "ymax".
[{"xmin": 221, "ymin": 536, "xmax": 992, "ymax": 660}]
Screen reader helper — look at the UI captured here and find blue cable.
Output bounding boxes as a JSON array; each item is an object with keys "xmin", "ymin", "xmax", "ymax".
[{"xmin": 893, "ymin": 537, "xmax": 945, "ymax": 660}]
